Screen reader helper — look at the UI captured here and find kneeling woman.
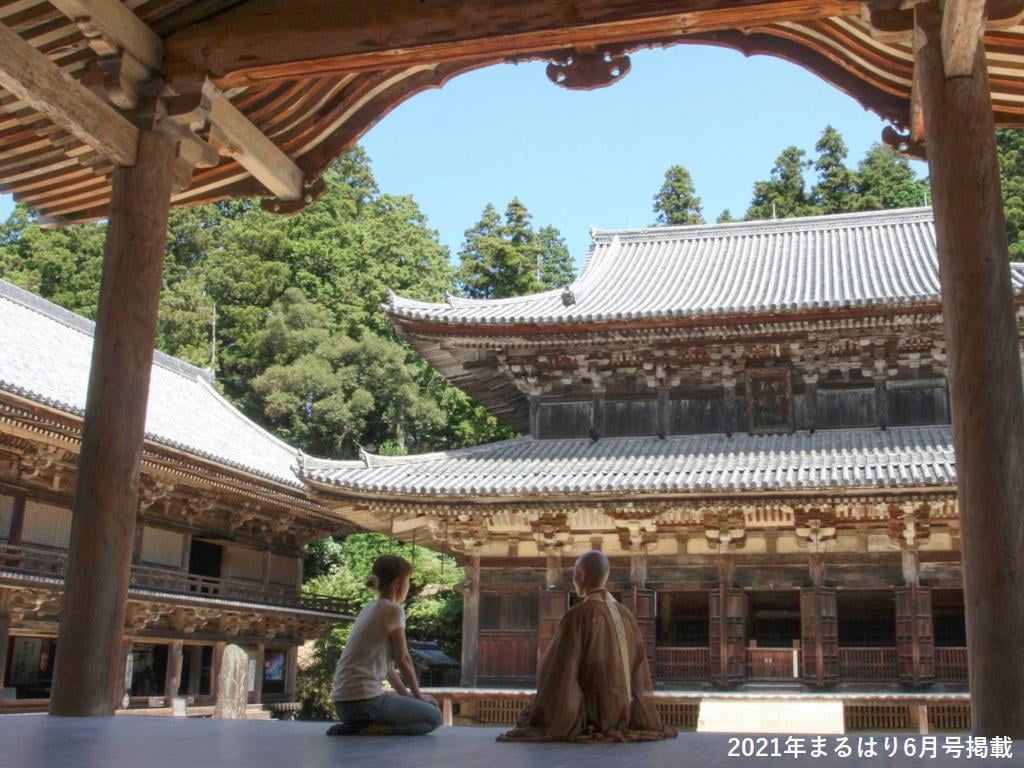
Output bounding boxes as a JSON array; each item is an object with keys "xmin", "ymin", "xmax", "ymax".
[{"xmin": 329, "ymin": 555, "xmax": 442, "ymax": 736}]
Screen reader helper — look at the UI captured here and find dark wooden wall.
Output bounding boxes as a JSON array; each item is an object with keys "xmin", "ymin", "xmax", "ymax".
[{"xmin": 534, "ymin": 379, "xmax": 950, "ymax": 439}]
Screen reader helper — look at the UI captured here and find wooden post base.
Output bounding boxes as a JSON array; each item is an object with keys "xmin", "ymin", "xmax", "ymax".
[
  {"xmin": 915, "ymin": 1, "xmax": 1024, "ymax": 738},
  {"xmin": 48, "ymin": 130, "xmax": 176, "ymax": 717}
]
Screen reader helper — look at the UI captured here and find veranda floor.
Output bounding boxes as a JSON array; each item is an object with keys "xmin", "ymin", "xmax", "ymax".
[{"xmin": 0, "ymin": 714, "xmax": 1020, "ymax": 768}]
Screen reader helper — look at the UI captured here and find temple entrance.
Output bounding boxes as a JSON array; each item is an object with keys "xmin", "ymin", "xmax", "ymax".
[
  {"xmin": 655, "ymin": 592, "xmax": 709, "ymax": 684},
  {"xmin": 747, "ymin": 591, "xmax": 801, "ymax": 681},
  {"xmin": 5, "ymin": 635, "xmax": 56, "ymax": 699},
  {"xmin": 837, "ymin": 590, "xmax": 897, "ymax": 683},
  {"xmin": 178, "ymin": 644, "xmax": 214, "ymax": 701},
  {"xmin": 128, "ymin": 643, "xmax": 168, "ymax": 698}
]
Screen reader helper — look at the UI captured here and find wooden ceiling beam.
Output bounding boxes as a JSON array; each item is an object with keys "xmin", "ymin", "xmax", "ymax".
[
  {"xmin": 48, "ymin": 0, "xmax": 162, "ymax": 71},
  {"xmin": 43, "ymin": 0, "xmax": 305, "ymax": 201},
  {"xmin": 202, "ymin": 81, "xmax": 303, "ymax": 201},
  {"xmin": 0, "ymin": 20, "xmax": 138, "ymax": 166},
  {"xmin": 164, "ymin": 0, "xmax": 861, "ymax": 88}
]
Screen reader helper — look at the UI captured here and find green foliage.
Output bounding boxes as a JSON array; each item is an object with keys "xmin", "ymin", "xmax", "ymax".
[
  {"xmin": 812, "ymin": 125, "xmax": 859, "ymax": 214},
  {"xmin": 0, "ymin": 205, "xmax": 106, "ymax": 317},
  {"xmin": 456, "ymin": 198, "xmax": 575, "ymax": 298},
  {"xmin": 997, "ymin": 128, "xmax": 1024, "ymax": 261},
  {"xmin": 0, "ymin": 146, "xmax": 508, "ymax": 455},
  {"xmin": 747, "ymin": 145, "xmax": 817, "ymax": 220},
  {"xmin": 250, "ymin": 292, "xmax": 448, "ymax": 456},
  {"xmin": 298, "ymin": 533, "xmax": 464, "ymax": 719},
  {"xmin": 852, "ymin": 144, "xmax": 929, "ymax": 211},
  {"xmin": 652, "ymin": 165, "xmax": 704, "ymax": 225},
  {"xmin": 716, "ymin": 209, "xmax": 735, "ymax": 224},
  {"xmin": 744, "ymin": 127, "xmax": 930, "ymax": 222}
]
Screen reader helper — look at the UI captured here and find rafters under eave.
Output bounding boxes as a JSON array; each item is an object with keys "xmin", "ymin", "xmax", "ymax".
[
  {"xmin": 0, "ymin": 20, "xmax": 138, "ymax": 166},
  {"xmin": 1, "ymin": 0, "xmax": 307, "ymax": 202}
]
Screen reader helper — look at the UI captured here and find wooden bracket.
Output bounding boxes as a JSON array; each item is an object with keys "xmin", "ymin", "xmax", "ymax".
[{"xmin": 546, "ymin": 46, "xmax": 631, "ymax": 91}]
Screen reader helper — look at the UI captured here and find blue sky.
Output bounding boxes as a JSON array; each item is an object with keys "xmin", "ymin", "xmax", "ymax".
[{"xmin": 0, "ymin": 45, "xmax": 925, "ymax": 267}]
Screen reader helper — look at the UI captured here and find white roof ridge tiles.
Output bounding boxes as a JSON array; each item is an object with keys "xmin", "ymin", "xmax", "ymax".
[
  {"xmin": 303, "ymin": 425, "xmax": 956, "ymax": 497},
  {"xmin": 588, "ymin": 206, "xmax": 935, "ymax": 241},
  {"xmin": 0, "ymin": 280, "xmax": 303, "ymax": 488},
  {"xmin": 381, "ymin": 207, "xmax": 1022, "ymax": 327}
]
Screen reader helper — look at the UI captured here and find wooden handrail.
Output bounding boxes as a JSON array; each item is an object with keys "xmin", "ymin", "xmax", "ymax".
[
  {"xmin": 839, "ymin": 646, "xmax": 898, "ymax": 681},
  {"xmin": 746, "ymin": 647, "xmax": 799, "ymax": 679},
  {"xmin": 0, "ymin": 541, "xmax": 348, "ymax": 616}
]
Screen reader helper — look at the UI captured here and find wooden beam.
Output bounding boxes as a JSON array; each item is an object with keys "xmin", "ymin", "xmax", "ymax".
[
  {"xmin": 915, "ymin": 0, "xmax": 1024, "ymax": 737},
  {"xmin": 941, "ymin": 0, "xmax": 987, "ymax": 77},
  {"xmin": 45, "ymin": 1, "xmax": 304, "ymax": 201},
  {"xmin": 49, "ymin": 0, "xmax": 163, "ymax": 72},
  {"xmin": 0, "ymin": 21, "xmax": 138, "ymax": 166},
  {"xmin": 165, "ymin": 0, "xmax": 860, "ymax": 88},
  {"xmin": 203, "ymin": 81, "xmax": 303, "ymax": 201}
]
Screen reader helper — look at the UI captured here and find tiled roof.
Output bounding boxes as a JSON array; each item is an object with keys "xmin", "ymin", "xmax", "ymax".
[
  {"xmin": 301, "ymin": 425, "xmax": 955, "ymax": 498},
  {"xmin": 409, "ymin": 641, "xmax": 460, "ymax": 668},
  {"xmin": 386, "ymin": 207, "xmax": 1024, "ymax": 326},
  {"xmin": 0, "ymin": 280, "xmax": 301, "ymax": 487}
]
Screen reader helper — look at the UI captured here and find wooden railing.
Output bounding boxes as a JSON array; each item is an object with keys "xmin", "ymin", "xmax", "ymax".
[
  {"xmin": 746, "ymin": 648, "xmax": 799, "ymax": 679},
  {"xmin": 839, "ymin": 647, "xmax": 898, "ymax": 681},
  {"xmin": 656, "ymin": 647, "xmax": 710, "ymax": 680},
  {"xmin": 935, "ymin": 647, "xmax": 968, "ymax": 681},
  {"xmin": 0, "ymin": 542, "xmax": 348, "ymax": 616}
]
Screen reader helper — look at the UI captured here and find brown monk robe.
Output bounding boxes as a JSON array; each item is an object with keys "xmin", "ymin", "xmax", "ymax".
[{"xmin": 498, "ymin": 551, "xmax": 676, "ymax": 743}]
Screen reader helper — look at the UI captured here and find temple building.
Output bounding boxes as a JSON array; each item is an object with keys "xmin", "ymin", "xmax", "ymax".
[
  {"xmin": 303, "ymin": 207, "xmax": 1024, "ymax": 692},
  {"xmin": 0, "ymin": 280, "xmax": 349, "ymax": 716}
]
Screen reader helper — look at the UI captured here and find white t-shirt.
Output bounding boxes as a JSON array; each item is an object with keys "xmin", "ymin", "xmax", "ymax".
[{"xmin": 331, "ymin": 599, "xmax": 406, "ymax": 702}]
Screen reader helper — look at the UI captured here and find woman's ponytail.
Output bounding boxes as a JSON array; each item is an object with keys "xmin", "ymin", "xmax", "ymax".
[{"xmin": 365, "ymin": 555, "xmax": 411, "ymax": 595}]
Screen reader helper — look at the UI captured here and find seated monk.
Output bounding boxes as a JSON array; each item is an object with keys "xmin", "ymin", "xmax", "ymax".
[{"xmin": 498, "ymin": 550, "xmax": 677, "ymax": 743}]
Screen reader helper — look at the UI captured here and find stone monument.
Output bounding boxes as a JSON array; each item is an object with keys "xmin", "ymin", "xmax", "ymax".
[{"xmin": 214, "ymin": 644, "xmax": 249, "ymax": 719}]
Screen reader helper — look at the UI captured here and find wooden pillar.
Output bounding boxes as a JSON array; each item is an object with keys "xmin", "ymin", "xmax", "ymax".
[
  {"xmin": 49, "ymin": 130, "xmax": 176, "ymax": 717},
  {"xmin": 460, "ymin": 554, "xmax": 480, "ymax": 686},
  {"xmin": 589, "ymin": 388, "xmax": 605, "ymax": 439},
  {"xmin": 180, "ymin": 533, "xmax": 192, "ymax": 572},
  {"xmin": 528, "ymin": 394, "xmax": 541, "ymax": 437},
  {"xmin": 8, "ymin": 496, "xmax": 24, "ymax": 546},
  {"xmin": 164, "ymin": 640, "xmax": 184, "ymax": 702},
  {"xmin": 284, "ymin": 645, "xmax": 298, "ymax": 700},
  {"xmin": 132, "ymin": 514, "xmax": 145, "ymax": 564},
  {"xmin": 211, "ymin": 641, "xmax": 226, "ymax": 701},
  {"xmin": 803, "ymin": 375, "xmax": 818, "ymax": 432},
  {"xmin": 0, "ymin": 612, "xmax": 10, "ymax": 690},
  {"xmin": 901, "ymin": 548, "xmax": 920, "ymax": 587},
  {"xmin": 915, "ymin": 2, "xmax": 1024, "ymax": 736},
  {"xmin": 440, "ymin": 696, "xmax": 453, "ymax": 727},
  {"xmin": 630, "ymin": 550, "xmax": 648, "ymax": 589},
  {"xmin": 117, "ymin": 639, "xmax": 133, "ymax": 709},
  {"xmin": 874, "ymin": 376, "xmax": 889, "ymax": 429},
  {"xmin": 252, "ymin": 644, "xmax": 265, "ymax": 705},
  {"xmin": 723, "ymin": 382, "xmax": 738, "ymax": 436},
  {"xmin": 544, "ymin": 551, "xmax": 561, "ymax": 589},
  {"xmin": 656, "ymin": 385, "xmax": 670, "ymax": 438}
]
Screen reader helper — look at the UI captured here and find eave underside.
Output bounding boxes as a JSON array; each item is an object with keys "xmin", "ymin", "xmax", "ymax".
[{"xmin": 3, "ymin": 0, "xmax": 1024, "ymax": 222}]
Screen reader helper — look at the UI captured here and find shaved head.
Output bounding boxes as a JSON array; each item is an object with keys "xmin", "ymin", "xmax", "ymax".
[{"xmin": 573, "ymin": 549, "xmax": 610, "ymax": 595}]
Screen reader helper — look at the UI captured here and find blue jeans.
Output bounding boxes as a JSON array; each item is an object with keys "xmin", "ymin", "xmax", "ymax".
[{"xmin": 335, "ymin": 694, "xmax": 442, "ymax": 736}]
